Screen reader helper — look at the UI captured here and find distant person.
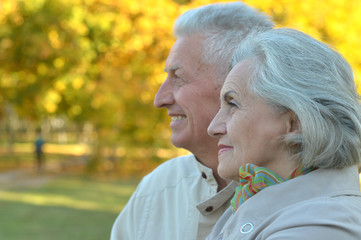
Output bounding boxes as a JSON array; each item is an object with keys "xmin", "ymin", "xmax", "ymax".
[
  {"xmin": 206, "ymin": 28, "xmax": 361, "ymax": 239},
  {"xmin": 110, "ymin": 2, "xmax": 273, "ymax": 240},
  {"xmin": 35, "ymin": 128, "xmax": 45, "ymax": 171}
]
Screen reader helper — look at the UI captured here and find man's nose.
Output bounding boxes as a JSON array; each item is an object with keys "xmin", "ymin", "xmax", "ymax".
[{"xmin": 154, "ymin": 78, "xmax": 174, "ymax": 108}]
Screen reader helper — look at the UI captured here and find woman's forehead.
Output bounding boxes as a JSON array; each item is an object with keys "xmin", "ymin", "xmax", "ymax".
[{"xmin": 222, "ymin": 60, "xmax": 253, "ymax": 95}]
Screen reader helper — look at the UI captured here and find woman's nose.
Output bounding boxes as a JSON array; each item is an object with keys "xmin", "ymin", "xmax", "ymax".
[{"xmin": 207, "ymin": 110, "xmax": 226, "ymax": 138}]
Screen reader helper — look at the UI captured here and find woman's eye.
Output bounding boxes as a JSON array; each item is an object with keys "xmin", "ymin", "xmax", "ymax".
[
  {"xmin": 225, "ymin": 97, "xmax": 239, "ymax": 108},
  {"xmin": 223, "ymin": 92, "xmax": 240, "ymax": 109},
  {"xmin": 222, "ymin": 91, "xmax": 242, "ymax": 113},
  {"xmin": 227, "ymin": 101, "xmax": 237, "ymax": 107}
]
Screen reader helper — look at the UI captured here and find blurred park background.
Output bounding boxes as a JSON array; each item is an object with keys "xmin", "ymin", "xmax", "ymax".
[{"xmin": 0, "ymin": 0, "xmax": 360, "ymax": 239}]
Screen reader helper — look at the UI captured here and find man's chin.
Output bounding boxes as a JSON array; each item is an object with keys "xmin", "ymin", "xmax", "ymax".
[{"xmin": 170, "ymin": 135, "xmax": 191, "ymax": 150}]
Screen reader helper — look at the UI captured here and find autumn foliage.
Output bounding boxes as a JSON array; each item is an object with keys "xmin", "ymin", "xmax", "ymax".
[{"xmin": 0, "ymin": 0, "xmax": 360, "ymax": 176}]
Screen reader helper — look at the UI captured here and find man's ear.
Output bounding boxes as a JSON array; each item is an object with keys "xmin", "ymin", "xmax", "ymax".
[{"xmin": 286, "ymin": 111, "xmax": 300, "ymax": 134}]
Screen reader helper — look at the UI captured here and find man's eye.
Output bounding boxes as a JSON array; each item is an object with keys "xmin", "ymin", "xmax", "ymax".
[{"xmin": 173, "ymin": 75, "xmax": 184, "ymax": 86}]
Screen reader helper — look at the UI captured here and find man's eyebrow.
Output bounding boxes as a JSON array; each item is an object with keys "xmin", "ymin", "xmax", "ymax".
[{"xmin": 164, "ymin": 65, "xmax": 181, "ymax": 73}]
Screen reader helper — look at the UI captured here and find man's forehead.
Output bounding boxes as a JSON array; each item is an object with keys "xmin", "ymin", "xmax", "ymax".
[{"xmin": 164, "ymin": 36, "xmax": 203, "ymax": 71}]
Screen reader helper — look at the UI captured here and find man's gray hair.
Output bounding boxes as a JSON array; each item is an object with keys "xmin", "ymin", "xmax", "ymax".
[
  {"xmin": 231, "ymin": 28, "xmax": 361, "ymax": 169},
  {"xmin": 174, "ymin": 2, "xmax": 273, "ymax": 82}
]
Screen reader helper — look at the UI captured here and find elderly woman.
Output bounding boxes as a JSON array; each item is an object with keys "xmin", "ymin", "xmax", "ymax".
[{"xmin": 207, "ymin": 28, "xmax": 361, "ymax": 239}]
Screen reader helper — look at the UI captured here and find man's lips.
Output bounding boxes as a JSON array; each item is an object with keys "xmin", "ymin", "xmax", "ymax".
[
  {"xmin": 218, "ymin": 144, "xmax": 233, "ymax": 155},
  {"xmin": 169, "ymin": 114, "xmax": 187, "ymax": 129},
  {"xmin": 168, "ymin": 112, "xmax": 187, "ymax": 121},
  {"xmin": 171, "ymin": 115, "xmax": 186, "ymax": 121}
]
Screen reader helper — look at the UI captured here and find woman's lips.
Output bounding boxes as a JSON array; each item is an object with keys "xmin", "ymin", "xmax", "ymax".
[{"xmin": 218, "ymin": 144, "xmax": 233, "ymax": 155}]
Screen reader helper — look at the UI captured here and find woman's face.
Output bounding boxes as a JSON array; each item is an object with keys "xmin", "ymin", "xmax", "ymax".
[{"xmin": 208, "ymin": 60, "xmax": 297, "ymax": 181}]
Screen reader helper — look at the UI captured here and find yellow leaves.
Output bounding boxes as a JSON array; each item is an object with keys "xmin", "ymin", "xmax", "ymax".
[
  {"xmin": 54, "ymin": 76, "xmax": 84, "ymax": 92},
  {"xmin": 67, "ymin": 6, "xmax": 88, "ymax": 35},
  {"xmin": 354, "ymin": 7, "xmax": 361, "ymax": 28},
  {"xmin": 91, "ymin": 93, "xmax": 105, "ymax": 109},
  {"xmin": 23, "ymin": 0, "xmax": 46, "ymax": 12},
  {"xmin": 0, "ymin": 1, "xmax": 23, "ymax": 25},
  {"xmin": 123, "ymin": 0, "xmax": 141, "ymax": 15},
  {"xmin": 1, "ymin": 38, "xmax": 13, "ymax": 49},
  {"xmin": 97, "ymin": 12, "xmax": 116, "ymax": 30},
  {"xmin": 53, "ymin": 58, "xmax": 65, "ymax": 69},
  {"xmin": 128, "ymin": 36, "xmax": 145, "ymax": 52},
  {"xmin": 0, "ymin": 73, "xmax": 14, "ymax": 88},
  {"xmin": 48, "ymin": 30, "xmax": 62, "ymax": 49},
  {"xmin": 26, "ymin": 73, "xmax": 37, "ymax": 84},
  {"xmin": 114, "ymin": 1, "xmax": 177, "ymax": 53},
  {"xmin": 0, "ymin": 0, "xmax": 18, "ymax": 16},
  {"xmin": 148, "ymin": 66, "xmax": 168, "ymax": 88},
  {"xmin": 55, "ymin": 79, "xmax": 66, "ymax": 92},
  {"xmin": 37, "ymin": 63, "xmax": 48, "ymax": 76},
  {"xmin": 44, "ymin": 87, "xmax": 83, "ymax": 116},
  {"xmin": 122, "ymin": 69, "xmax": 133, "ymax": 81},
  {"xmin": 0, "ymin": 71, "xmax": 37, "ymax": 90},
  {"xmin": 140, "ymin": 92, "xmax": 152, "ymax": 104},
  {"xmin": 113, "ymin": 15, "xmax": 132, "ymax": 36},
  {"xmin": 69, "ymin": 105, "xmax": 82, "ymax": 116},
  {"xmin": 11, "ymin": 12, "xmax": 24, "ymax": 26},
  {"xmin": 86, "ymin": 81, "xmax": 96, "ymax": 93},
  {"xmin": 44, "ymin": 89, "xmax": 61, "ymax": 113},
  {"xmin": 137, "ymin": 16, "xmax": 153, "ymax": 34},
  {"xmin": 72, "ymin": 77, "xmax": 84, "ymax": 90}
]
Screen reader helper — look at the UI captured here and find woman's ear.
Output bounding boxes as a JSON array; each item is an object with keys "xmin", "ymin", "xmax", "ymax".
[{"xmin": 286, "ymin": 111, "xmax": 300, "ymax": 134}]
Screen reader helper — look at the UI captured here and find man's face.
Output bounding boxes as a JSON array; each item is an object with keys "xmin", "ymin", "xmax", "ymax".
[{"xmin": 154, "ymin": 35, "xmax": 222, "ymax": 155}]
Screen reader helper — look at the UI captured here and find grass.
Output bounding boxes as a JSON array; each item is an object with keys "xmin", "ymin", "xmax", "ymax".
[{"xmin": 0, "ymin": 174, "xmax": 139, "ymax": 240}]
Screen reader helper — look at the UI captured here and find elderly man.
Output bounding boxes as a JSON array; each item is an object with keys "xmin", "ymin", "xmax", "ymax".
[{"xmin": 111, "ymin": 2, "xmax": 273, "ymax": 239}]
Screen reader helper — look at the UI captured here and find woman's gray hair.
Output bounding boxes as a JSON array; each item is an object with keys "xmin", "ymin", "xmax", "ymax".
[
  {"xmin": 231, "ymin": 28, "xmax": 361, "ymax": 169},
  {"xmin": 174, "ymin": 2, "xmax": 273, "ymax": 81}
]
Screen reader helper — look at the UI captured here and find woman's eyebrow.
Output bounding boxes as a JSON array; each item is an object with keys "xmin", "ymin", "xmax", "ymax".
[{"xmin": 223, "ymin": 90, "xmax": 237, "ymax": 101}]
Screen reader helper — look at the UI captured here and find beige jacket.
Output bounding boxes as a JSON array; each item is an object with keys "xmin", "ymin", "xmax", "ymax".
[
  {"xmin": 207, "ymin": 166, "xmax": 361, "ymax": 240},
  {"xmin": 110, "ymin": 155, "xmax": 236, "ymax": 240}
]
